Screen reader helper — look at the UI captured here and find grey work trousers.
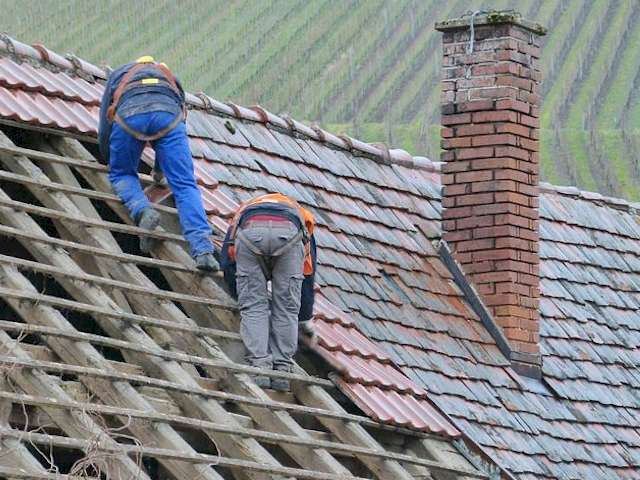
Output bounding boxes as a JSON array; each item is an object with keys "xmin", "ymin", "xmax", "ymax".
[{"xmin": 235, "ymin": 220, "xmax": 304, "ymax": 370}]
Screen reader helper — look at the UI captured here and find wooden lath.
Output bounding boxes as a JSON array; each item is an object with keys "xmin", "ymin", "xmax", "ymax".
[{"xmin": 0, "ymin": 132, "xmax": 485, "ymax": 480}]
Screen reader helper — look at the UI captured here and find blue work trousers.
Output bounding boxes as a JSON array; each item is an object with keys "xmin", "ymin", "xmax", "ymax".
[{"xmin": 108, "ymin": 111, "xmax": 214, "ymax": 257}]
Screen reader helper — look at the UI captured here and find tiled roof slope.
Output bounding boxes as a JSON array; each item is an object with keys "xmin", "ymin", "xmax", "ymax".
[
  {"xmin": 2, "ymin": 38, "xmax": 640, "ymax": 479},
  {"xmin": 0, "ymin": 40, "xmax": 461, "ymax": 438}
]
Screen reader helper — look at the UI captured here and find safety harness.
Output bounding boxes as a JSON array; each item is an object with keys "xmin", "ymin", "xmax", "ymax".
[
  {"xmin": 107, "ymin": 62, "xmax": 186, "ymax": 142},
  {"xmin": 227, "ymin": 194, "xmax": 315, "ymax": 277}
]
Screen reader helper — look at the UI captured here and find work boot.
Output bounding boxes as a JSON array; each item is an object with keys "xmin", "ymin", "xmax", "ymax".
[
  {"xmin": 195, "ymin": 252, "xmax": 220, "ymax": 272},
  {"xmin": 250, "ymin": 374, "xmax": 271, "ymax": 389},
  {"xmin": 137, "ymin": 208, "xmax": 160, "ymax": 254},
  {"xmin": 271, "ymin": 367, "xmax": 291, "ymax": 392}
]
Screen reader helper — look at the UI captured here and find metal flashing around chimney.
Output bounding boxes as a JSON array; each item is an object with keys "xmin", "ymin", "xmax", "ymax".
[{"xmin": 437, "ymin": 240, "xmax": 541, "ymax": 378}]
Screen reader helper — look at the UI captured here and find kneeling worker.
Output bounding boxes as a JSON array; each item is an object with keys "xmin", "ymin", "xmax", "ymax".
[
  {"xmin": 221, "ymin": 193, "xmax": 316, "ymax": 391},
  {"xmin": 98, "ymin": 56, "xmax": 218, "ymax": 271}
]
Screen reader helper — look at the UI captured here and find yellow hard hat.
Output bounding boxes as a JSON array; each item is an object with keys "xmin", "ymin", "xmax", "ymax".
[{"xmin": 135, "ymin": 55, "xmax": 155, "ymax": 64}]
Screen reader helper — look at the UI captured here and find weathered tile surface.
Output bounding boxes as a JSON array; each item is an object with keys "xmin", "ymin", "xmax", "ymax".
[{"xmin": 2, "ymin": 41, "xmax": 640, "ymax": 478}]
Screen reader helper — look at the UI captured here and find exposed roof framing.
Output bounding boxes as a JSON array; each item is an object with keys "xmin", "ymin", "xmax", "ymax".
[{"xmin": 0, "ymin": 128, "xmax": 483, "ymax": 480}]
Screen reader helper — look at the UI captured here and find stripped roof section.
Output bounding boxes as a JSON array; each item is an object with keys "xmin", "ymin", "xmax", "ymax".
[{"xmin": 0, "ymin": 35, "xmax": 460, "ymax": 438}]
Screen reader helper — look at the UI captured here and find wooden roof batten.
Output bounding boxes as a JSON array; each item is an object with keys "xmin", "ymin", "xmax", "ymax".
[{"xmin": 0, "ymin": 129, "xmax": 485, "ymax": 479}]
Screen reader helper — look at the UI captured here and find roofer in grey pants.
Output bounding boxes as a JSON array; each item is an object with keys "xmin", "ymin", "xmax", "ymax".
[{"xmin": 220, "ymin": 194, "xmax": 317, "ymax": 391}]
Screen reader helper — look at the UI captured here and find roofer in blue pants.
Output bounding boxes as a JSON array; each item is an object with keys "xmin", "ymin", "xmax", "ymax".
[{"xmin": 98, "ymin": 56, "xmax": 218, "ymax": 271}]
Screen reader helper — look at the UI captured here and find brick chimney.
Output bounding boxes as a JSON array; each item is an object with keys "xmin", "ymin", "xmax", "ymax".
[{"xmin": 436, "ymin": 12, "xmax": 546, "ymax": 374}]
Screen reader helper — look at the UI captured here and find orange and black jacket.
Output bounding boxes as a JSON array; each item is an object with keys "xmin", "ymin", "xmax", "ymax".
[{"xmin": 220, "ymin": 194, "xmax": 317, "ymax": 322}]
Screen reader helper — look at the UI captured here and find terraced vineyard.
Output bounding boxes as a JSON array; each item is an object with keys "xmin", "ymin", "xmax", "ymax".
[{"xmin": 2, "ymin": 0, "xmax": 639, "ymax": 199}]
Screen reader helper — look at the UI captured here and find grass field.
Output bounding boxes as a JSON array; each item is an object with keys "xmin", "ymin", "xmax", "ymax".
[{"xmin": 1, "ymin": 0, "xmax": 639, "ymax": 200}]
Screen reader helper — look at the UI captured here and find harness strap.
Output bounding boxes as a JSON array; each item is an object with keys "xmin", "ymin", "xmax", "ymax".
[{"xmin": 113, "ymin": 111, "xmax": 183, "ymax": 142}]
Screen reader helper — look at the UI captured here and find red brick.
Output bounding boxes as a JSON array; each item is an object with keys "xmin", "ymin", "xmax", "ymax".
[
  {"xmin": 442, "ymin": 66, "xmax": 465, "ymax": 79},
  {"xmin": 455, "ymin": 91, "xmax": 470, "ymax": 103},
  {"xmin": 471, "ymin": 157, "xmax": 519, "ymax": 170},
  {"xmin": 515, "ymin": 159, "xmax": 538, "ymax": 174},
  {"xmin": 472, "ymin": 133, "xmax": 518, "ymax": 147},
  {"xmin": 502, "ymin": 327, "xmax": 531, "ymax": 342},
  {"xmin": 458, "ymin": 51, "xmax": 497, "ymax": 64},
  {"xmin": 457, "ymin": 99, "xmax": 495, "ymax": 112},
  {"xmin": 453, "ymin": 146, "xmax": 494, "ymax": 160},
  {"xmin": 495, "ymin": 145, "xmax": 530, "ymax": 161},
  {"xmin": 495, "ymin": 281, "xmax": 531, "ymax": 296},
  {"xmin": 519, "ymin": 251, "xmax": 539, "ymax": 264},
  {"xmin": 494, "ymin": 62, "xmax": 520, "ymax": 75},
  {"xmin": 442, "ymin": 112, "xmax": 472, "ymax": 125},
  {"xmin": 456, "ymin": 170, "xmax": 494, "ymax": 183},
  {"xmin": 470, "ymin": 86, "xmax": 519, "ymax": 100},
  {"xmin": 441, "ymin": 173, "xmax": 455, "ymax": 184},
  {"xmin": 494, "ymin": 305, "xmax": 534, "ymax": 319},
  {"xmin": 455, "ymin": 252, "xmax": 472, "ymax": 264},
  {"xmin": 513, "ymin": 341, "xmax": 540, "ymax": 355},
  {"xmin": 443, "ymin": 229, "xmax": 472, "ymax": 242},
  {"xmin": 442, "ymin": 220, "xmax": 456, "ymax": 231},
  {"xmin": 477, "ymin": 283, "xmax": 496, "ymax": 295},
  {"xmin": 442, "ymin": 196, "xmax": 456, "ymax": 208},
  {"xmin": 496, "ymin": 75, "xmax": 534, "ymax": 91},
  {"xmin": 441, "ymin": 150, "xmax": 455, "ymax": 161},
  {"xmin": 495, "ymin": 122, "xmax": 531, "ymax": 137},
  {"xmin": 494, "ymin": 169, "xmax": 531, "ymax": 183},
  {"xmin": 519, "ymin": 297, "xmax": 540, "ymax": 310},
  {"xmin": 465, "ymin": 261, "xmax": 494, "ymax": 274},
  {"xmin": 442, "ymin": 183, "xmax": 471, "ymax": 196},
  {"xmin": 456, "ymin": 215, "xmax": 494, "ymax": 230},
  {"xmin": 456, "ymin": 123, "xmax": 495, "ymax": 136},
  {"xmin": 517, "ymin": 183, "xmax": 539, "ymax": 197},
  {"xmin": 471, "ymin": 64, "xmax": 496, "ymax": 76},
  {"xmin": 472, "ymin": 180, "xmax": 518, "ymax": 193},
  {"xmin": 456, "ymin": 192, "xmax": 495, "ymax": 206},
  {"xmin": 495, "ymin": 191, "xmax": 531, "ymax": 206},
  {"xmin": 441, "ymin": 161, "xmax": 472, "ymax": 174},
  {"xmin": 472, "ymin": 249, "xmax": 517, "ymax": 262},
  {"xmin": 472, "ymin": 110, "xmax": 518, "ymax": 123},
  {"xmin": 495, "ymin": 49, "xmax": 529, "ymax": 65},
  {"xmin": 442, "ymin": 137, "xmax": 472, "ymax": 149},
  {"xmin": 442, "ymin": 206, "xmax": 473, "ymax": 219},
  {"xmin": 519, "ymin": 137, "xmax": 539, "ymax": 151},
  {"xmin": 457, "ymin": 77, "xmax": 496, "ymax": 89},
  {"xmin": 495, "ymin": 236, "xmax": 531, "ymax": 251},
  {"xmin": 518, "ymin": 272, "xmax": 539, "ymax": 286},
  {"xmin": 474, "ymin": 225, "xmax": 518, "ymax": 239},
  {"xmin": 519, "ymin": 113, "xmax": 539, "ymax": 127},
  {"xmin": 494, "ymin": 213, "xmax": 533, "ymax": 229},
  {"xmin": 495, "ymin": 260, "xmax": 534, "ymax": 273},
  {"xmin": 441, "ymin": 127, "xmax": 455, "ymax": 138},
  {"xmin": 472, "ymin": 270, "xmax": 518, "ymax": 284},
  {"xmin": 483, "ymin": 293, "xmax": 519, "ymax": 306},
  {"xmin": 518, "ymin": 90, "xmax": 541, "ymax": 106},
  {"xmin": 455, "ymin": 238, "xmax": 495, "ymax": 252},
  {"xmin": 473, "ymin": 202, "xmax": 518, "ymax": 216},
  {"xmin": 518, "ymin": 42, "xmax": 541, "ymax": 59},
  {"xmin": 496, "ymin": 98, "xmax": 530, "ymax": 114}
]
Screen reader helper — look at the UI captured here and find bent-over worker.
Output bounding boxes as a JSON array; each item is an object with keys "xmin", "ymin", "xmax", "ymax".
[
  {"xmin": 220, "ymin": 193, "xmax": 317, "ymax": 391},
  {"xmin": 98, "ymin": 56, "xmax": 218, "ymax": 271}
]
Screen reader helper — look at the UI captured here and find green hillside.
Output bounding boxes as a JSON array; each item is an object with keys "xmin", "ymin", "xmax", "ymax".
[{"xmin": 1, "ymin": 0, "xmax": 639, "ymax": 200}]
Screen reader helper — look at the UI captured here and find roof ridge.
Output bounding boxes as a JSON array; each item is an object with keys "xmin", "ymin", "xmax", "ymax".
[
  {"xmin": 0, "ymin": 34, "xmax": 443, "ymax": 173},
  {"xmin": 540, "ymin": 182, "xmax": 640, "ymax": 215}
]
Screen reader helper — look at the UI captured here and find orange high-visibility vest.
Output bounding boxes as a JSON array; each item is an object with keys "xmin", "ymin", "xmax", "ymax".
[{"xmin": 228, "ymin": 193, "xmax": 315, "ymax": 275}]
